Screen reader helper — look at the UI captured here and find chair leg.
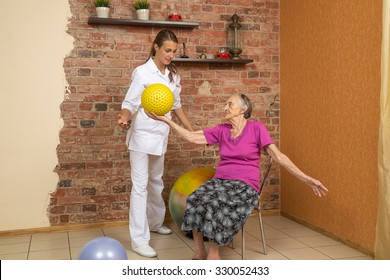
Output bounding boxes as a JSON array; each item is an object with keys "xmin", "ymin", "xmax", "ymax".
[
  {"xmin": 241, "ymin": 225, "xmax": 245, "ymax": 260},
  {"xmin": 230, "ymin": 238, "xmax": 235, "ymax": 249},
  {"xmin": 258, "ymin": 209, "xmax": 268, "ymax": 255}
]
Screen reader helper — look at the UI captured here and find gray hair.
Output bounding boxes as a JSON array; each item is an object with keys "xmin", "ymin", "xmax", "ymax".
[{"xmin": 237, "ymin": 94, "xmax": 253, "ymax": 119}]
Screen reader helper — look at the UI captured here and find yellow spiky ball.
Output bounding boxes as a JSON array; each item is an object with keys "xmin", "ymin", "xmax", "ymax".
[{"xmin": 141, "ymin": 83, "xmax": 174, "ymax": 116}]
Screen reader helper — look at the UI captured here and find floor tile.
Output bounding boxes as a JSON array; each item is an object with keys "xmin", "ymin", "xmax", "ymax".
[
  {"xmin": 250, "ymin": 227, "xmax": 290, "ymax": 240},
  {"xmin": 101, "ymin": 225, "xmax": 129, "ymax": 234},
  {"xmin": 28, "ymin": 248, "xmax": 70, "ymax": 260},
  {"xmin": 222, "ymin": 252, "xmax": 242, "ymax": 260},
  {"xmin": 67, "ymin": 228, "xmax": 104, "ymax": 238},
  {"xmin": 0, "ymin": 215, "xmax": 373, "ymax": 261},
  {"xmin": 31, "ymin": 232, "xmax": 68, "ymax": 241},
  {"xmin": 0, "ymin": 235, "xmax": 31, "ymax": 245},
  {"xmin": 0, "ymin": 252, "xmax": 28, "ymax": 260},
  {"xmin": 29, "ymin": 239, "xmax": 69, "ymax": 251},
  {"xmin": 233, "ymin": 238, "xmax": 271, "ymax": 257},
  {"xmin": 0, "ymin": 242, "xmax": 30, "ymax": 254},
  {"xmin": 69, "ymin": 236, "xmax": 99, "ymax": 248},
  {"xmin": 150, "ymin": 235, "xmax": 188, "ymax": 250},
  {"xmin": 263, "ymin": 216, "xmax": 303, "ymax": 229},
  {"xmin": 244, "ymin": 222, "xmax": 274, "ymax": 235},
  {"xmin": 237, "ymin": 231, "xmax": 263, "ymax": 246},
  {"xmin": 297, "ymin": 235, "xmax": 341, "ymax": 247},
  {"xmin": 279, "ymin": 227, "xmax": 322, "ymax": 238},
  {"xmin": 340, "ymin": 255, "xmax": 374, "ymax": 260},
  {"xmin": 278, "ymin": 247, "xmax": 331, "ymax": 260},
  {"xmin": 103, "ymin": 232, "xmax": 131, "ymax": 243},
  {"xmin": 220, "ymin": 244, "xmax": 242, "ymax": 257},
  {"xmin": 314, "ymin": 244, "xmax": 367, "ymax": 259},
  {"xmin": 265, "ymin": 237, "xmax": 308, "ymax": 251},
  {"xmin": 70, "ymin": 246, "xmax": 83, "ymax": 260},
  {"xmin": 157, "ymin": 247, "xmax": 194, "ymax": 260},
  {"xmin": 245, "ymin": 250, "xmax": 289, "ymax": 260},
  {"xmin": 149, "ymin": 231, "xmax": 178, "ymax": 240}
]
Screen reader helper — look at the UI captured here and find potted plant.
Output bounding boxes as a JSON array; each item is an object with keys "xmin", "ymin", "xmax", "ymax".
[
  {"xmin": 94, "ymin": 0, "xmax": 110, "ymax": 18},
  {"xmin": 134, "ymin": 0, "xmax": 150, "ymax": 20}
]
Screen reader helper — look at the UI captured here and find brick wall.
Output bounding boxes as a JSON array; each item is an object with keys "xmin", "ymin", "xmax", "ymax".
[{"xmin": 50, "ymin": 0, "xmax": 280, "ymax": 225}]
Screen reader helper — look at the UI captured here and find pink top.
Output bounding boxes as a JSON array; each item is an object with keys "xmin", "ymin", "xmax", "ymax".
[{"xmin": 203, "ymin": 121, "xmax": 273, "ymax": 191}]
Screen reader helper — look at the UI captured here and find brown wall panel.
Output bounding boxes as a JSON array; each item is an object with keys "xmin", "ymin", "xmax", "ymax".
[{"xmin": 280, "ymin": 0, "xmax": 381, "ymax": 253}]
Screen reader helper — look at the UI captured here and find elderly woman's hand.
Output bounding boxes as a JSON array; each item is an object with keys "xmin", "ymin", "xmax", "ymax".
[
  {"xmin": 306, "ymin": 177, "xmax": 328, "ymax": 197},
  {"xmin": 145, "ymin": 110, "xmax": 169, "ymax": 123}
]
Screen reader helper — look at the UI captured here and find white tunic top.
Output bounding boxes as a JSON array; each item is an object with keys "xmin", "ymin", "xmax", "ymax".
[{"xmin": 121, "ymin": 58, "xmax": 182, "ymax": 156}]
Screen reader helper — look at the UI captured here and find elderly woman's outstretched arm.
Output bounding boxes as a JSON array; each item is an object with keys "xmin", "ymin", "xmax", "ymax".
[
  {"xmin": 265, "ymin": 144, "xmax": 328, "ymax": 197},
  {"xmin": 148, "ymin": 112, "xmax": 207, "ymax": 145}
]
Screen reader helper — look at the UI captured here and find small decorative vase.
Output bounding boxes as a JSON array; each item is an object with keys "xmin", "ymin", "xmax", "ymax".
[
  {"xmin": 136, "ymin": 9, "xmax": 150, "ymax": 20},
  {"xmin": 96, "ymin": 7, "xmax": 110, "ymax": 18}
]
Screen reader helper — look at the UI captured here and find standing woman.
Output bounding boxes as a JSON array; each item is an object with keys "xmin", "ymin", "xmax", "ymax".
[{"xmin": 118, "ymin": 30, "xmax": 193, "ymax": 258}]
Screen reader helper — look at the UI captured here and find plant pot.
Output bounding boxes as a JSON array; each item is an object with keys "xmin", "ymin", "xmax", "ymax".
[
  {"xmin": 96, "ymin": 7, "xmax": 110, "ymax": 18},
  {"xmin": 136, "ymin": 9, "xmax": 150, "ymax": 20}
]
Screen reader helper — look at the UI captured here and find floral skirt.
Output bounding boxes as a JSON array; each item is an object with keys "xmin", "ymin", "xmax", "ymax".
[{"xmin": 181, "ymin": 178, "xmax": 260, "ymax": 246}]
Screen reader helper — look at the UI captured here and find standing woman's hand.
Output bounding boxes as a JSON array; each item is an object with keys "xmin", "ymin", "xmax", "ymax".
[{"xmin": 117, "ymin": 113, "xmax": 131, "ymax": 129}]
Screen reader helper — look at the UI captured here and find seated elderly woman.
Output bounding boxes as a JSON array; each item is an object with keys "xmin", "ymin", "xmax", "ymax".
[{"xmin": 148, "ymin": 93, "xmax": 328, "ymax": 260}]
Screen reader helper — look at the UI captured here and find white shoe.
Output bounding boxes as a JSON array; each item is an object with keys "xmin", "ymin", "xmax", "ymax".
[
  {"xmin": 151, "ymin": 225, "xmax": 172, "ymax": 235},
  {"xmin": 133, "ymin": 244, "xmax": 157, "ymax": 258}
]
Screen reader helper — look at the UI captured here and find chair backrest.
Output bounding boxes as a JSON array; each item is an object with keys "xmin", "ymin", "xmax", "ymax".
[{"xmin": 259, "ymin": 155, "xmax": 273, "ymax": 195}]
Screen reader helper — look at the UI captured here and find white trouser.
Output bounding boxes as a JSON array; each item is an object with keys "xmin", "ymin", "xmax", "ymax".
[{"xmin": 129, "ymin": 150, "xmax": 166, "ymax": 248}]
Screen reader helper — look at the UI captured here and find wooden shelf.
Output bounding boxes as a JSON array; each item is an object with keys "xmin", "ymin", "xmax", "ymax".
[
  {"xmin": 172, "ymin": 58, "xmax": 253, "ymax": 64},
  {"xmin": 88, "ymin": 17, "xmax": 199, "ymax": 29},
  {"xmin": 87, "ymin": 18, "xmax": 253, "ymax": 65}
]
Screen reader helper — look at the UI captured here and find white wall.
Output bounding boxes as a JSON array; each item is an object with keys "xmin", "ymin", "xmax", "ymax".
[{"xmin": 0, "ymin": 2, "xmax": 73, "ymax": 231}]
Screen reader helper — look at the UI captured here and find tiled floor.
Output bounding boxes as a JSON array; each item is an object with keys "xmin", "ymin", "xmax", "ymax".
[{"xmin": 0, "ymin": 215, "xmax": 373, "ymax": 260}]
